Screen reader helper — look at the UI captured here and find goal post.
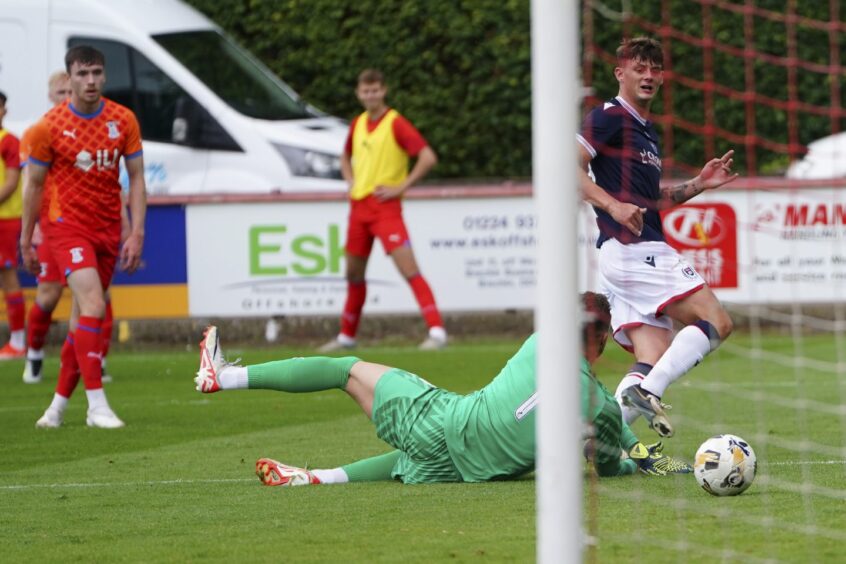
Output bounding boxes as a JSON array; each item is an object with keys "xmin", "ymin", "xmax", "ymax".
[{"xmin": 532, "ymin": 0, "xmax": 581, "ymax": 562}]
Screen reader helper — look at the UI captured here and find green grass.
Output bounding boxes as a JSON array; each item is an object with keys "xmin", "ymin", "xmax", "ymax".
[{"xmin": 1, "ymin": 334, "xmax": 845, "ymax": 562}]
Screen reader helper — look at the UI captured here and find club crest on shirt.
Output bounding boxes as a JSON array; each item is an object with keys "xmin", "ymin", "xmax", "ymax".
[
  {"xmin": 106, "ymin": 121, "xmax": 120, "ymax": 139},
  {"xmin": 70, "ymin": 247, "xmax": 84, "ymax": 264},
  {"xmin": 75, "ymin": 150, "xmax": 95, "ymax": 172}
]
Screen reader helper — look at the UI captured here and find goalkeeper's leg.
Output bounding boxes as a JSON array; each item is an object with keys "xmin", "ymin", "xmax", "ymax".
[{"xmin": 194, "ymin": 325, "xmax": 396, "ymax": 419}]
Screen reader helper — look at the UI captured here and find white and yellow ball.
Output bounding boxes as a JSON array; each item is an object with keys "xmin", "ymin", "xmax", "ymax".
[{"xmin": 694, "ymin": 434, "xmax": 757, "ymax": 496}]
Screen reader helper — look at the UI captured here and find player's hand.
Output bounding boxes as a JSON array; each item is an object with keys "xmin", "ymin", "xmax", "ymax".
[
  {"xmin": 120, "ymin": 232, "xmax": 144, "ymax": 274},
  {"xmin": 32, "ymin": 223, "xmax": 44, "ymax": 246},
  {"xmin": 608, "ymin": 200, "xmax": 647, "ymax": 237},
  {"xmin": 373, "ymin": 185, "xmax": 405, "ymax": 201},
  {"xmin": 628, "ymin": 442, "xmax": 668, "ymax": 476},
  {"xmin": 697, "ymin": 149, "xmax": 740, "ymax": 190},
  {"xmin": 20, "ymin": 239, "xmax": 39, "ymax": 275}
]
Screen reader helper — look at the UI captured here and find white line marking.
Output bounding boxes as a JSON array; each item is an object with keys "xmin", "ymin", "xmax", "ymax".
[
  {"xmin": 765, "ymin": 460, "xmax": 846, "ymax": 466},
  {"xmin": 0, "ymin": 478, "xmax": 255, "ymax": 491}
]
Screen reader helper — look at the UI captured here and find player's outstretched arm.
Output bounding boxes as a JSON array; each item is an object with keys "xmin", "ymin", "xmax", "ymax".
[
  {"xmin": 20, "ymin": 163, "xmax": 47, "ymax": 274},
  {"xmin": 658, "ymin": 149, "xmax": 740, "ymax": 209},
  {"xmin": 577, "ymin": 146, "xmax": 646, "ymax": 236}
]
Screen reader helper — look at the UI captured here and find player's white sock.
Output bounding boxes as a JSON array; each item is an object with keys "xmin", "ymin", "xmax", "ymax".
[
  {"xmin": 311, "ymin": 467, "xmax": 349, "ymax": 484},
  {"xmin": 10, "ymin": 330, "xmax": 24, "ymax": 350},
  {"xmin": 28, "ymin": 348, "xmax": 45, "ymax": 361},
  {"xmin": 615, "ymin": 363, "xmax": 652, "ymax": 424},
  {"xmin": 48, "ymin": 393, "xmax": 69, "ymax": 413},
  {"xmin": 640, "ymin": 324, "xmax": 715, "ymax": 398},
  {"xmin": 85, "ymin": 388, "xmax": 110, "ymax": 411},
  {"xmin": 218, "ymin": 366, "xmax": 249, "ymax": 390}
]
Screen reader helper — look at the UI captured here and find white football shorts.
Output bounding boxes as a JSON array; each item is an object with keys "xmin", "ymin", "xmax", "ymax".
[{"xmin": 598, "ymin": 238, "xmax": 705, "ymax": 351}]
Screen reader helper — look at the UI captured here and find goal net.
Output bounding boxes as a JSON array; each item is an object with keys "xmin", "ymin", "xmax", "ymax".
[{"xmin": 578, "ymin": 1, "xmax": 846, "ymax": 561}]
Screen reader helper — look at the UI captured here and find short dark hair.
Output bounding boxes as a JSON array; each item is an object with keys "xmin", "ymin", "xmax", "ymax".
[
  {"xmin": 581, "ymin": 291, "xmax": 611, "ymax": 345},
  {"xmin": 0, "ymin": 91, "xmax": 6, "ymax": 106},
  {"xmin": 65, "ymin": 45, "xmax": 105, "ymax": 73},
  {"xmin": 616, "ymin": 36, "xmax": 663, "ymax": 67},
  {"xmin": 357, "ymin": 68, "xmax": 385, "ymax": 86}
]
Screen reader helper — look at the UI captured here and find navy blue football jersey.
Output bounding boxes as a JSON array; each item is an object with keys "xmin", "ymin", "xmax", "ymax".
[{"xmin": 578, "ymin": 97, "xmax": 664, "ymax": 247}]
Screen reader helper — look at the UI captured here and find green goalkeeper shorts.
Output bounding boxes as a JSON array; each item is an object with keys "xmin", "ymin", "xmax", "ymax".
[{"xmin": 372, "ymin": 368, "xmax": 463, "ymax": 484}]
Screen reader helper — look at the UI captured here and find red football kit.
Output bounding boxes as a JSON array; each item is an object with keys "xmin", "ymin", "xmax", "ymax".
[
  {"xmin": 0, "ymin": 129, "xmax": 21, "ymax": 268},
  {"xmin": 27, "ymin": 98, "xmax": 142, "ymax": 288},
  {"xmin": 335, "ymin": 108, "xmax": 443, "ymax": 339}
]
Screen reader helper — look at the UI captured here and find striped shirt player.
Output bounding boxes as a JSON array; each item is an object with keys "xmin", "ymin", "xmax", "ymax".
[{"xmin": 577, "ymin": 37, "xmax": 738, "ymax": 438}]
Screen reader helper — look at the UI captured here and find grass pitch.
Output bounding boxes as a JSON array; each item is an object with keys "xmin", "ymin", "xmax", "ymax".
[{"xmin": 1, "ymin": 333, "xmax": 844, "ymax": 563}]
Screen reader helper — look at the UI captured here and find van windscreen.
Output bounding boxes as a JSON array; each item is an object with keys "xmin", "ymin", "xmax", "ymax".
[{"xmin": 153, "ymin": 30, "xmax": 313, "ymax": 121}]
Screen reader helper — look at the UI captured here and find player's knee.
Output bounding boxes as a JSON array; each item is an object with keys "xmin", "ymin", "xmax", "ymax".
[
  {"xmin": 712, "ymin": 311, "xmax": 733, "ymax": 340},
  {"xmin": 37, "ymin": 285, "xmax": 62, "ymax": 311}
]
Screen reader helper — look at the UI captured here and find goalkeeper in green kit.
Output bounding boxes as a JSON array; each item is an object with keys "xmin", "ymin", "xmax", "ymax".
[{"xmin": 194, "ymin": 292, "xmax": 690, "ymax": 486}]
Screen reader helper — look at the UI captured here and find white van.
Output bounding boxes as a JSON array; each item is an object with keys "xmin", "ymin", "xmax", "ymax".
[
  {"xmin": 0, "ymin": 0, "xmax": 348, "ymax": 194},
  {"xmin": 785, "ymin": 132, "xmax": 846, "ymax": 180}
]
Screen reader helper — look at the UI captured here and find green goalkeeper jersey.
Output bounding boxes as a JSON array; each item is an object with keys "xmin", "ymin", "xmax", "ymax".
[
  {"xmin": 443, "ymin": 334, "xmax": 538, "ymax": 482},
  {"xmin": 581, "ymin": 357, "xmax": 639, "ymax": 476}
]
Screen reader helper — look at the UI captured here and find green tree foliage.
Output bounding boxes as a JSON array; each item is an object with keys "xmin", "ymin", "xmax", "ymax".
[
  {"xmin": 186, "ymin": 0, "xmax": 840, "ymax": 178},
  {"xmin": 585, "ymin": 0, "xmax": 843, "ymax": 175},
  {"xmin": 185, "ymin": 0, "xmax": 531, "ymax": 180}
]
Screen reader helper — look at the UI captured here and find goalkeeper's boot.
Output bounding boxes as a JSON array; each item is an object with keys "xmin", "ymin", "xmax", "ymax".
[
  {"xmin": 621, "ymin": 384, "xmax": 674, "ymax": 438},
  {"xmin": 255, "ymin": 458, "xmax": 321, "ymax": 487},
  {"xmin": 195, "ymin": 325, "xmax": 233, "ymax": 393}
]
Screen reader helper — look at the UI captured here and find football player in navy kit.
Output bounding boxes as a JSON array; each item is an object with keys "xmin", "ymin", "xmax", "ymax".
[{"xmin": 577, "ymin": 37, "xmax": 739, "ymax": 438}]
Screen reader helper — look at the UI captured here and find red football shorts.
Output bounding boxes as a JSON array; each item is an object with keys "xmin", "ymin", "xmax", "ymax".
[
  {"xmin": 45, "ymin": 221, "xmax": 120, "ymax": 289},
  {"xmin": 345, "ymin": 195, "xmax": 411, "ymax": 258},
  {"xmin": 36, "ymin": 235, "xmax": 63, "ymax": 284},
  {"xmin": 0, "ymin": 218, "xmax": 21, "ymax": 269}
]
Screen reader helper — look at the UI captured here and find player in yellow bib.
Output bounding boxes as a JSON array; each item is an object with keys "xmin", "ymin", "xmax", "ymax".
[
  {"xmin": 319, "ymin": 69, "xmax": 447, "ymax": 352},
  {"xmin": 0, "ymin": 91, "xmax": 27, "ymax": 359}
]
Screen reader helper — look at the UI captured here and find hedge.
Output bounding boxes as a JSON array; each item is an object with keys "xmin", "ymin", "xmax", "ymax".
[
  {"xmin": 186, "ymin": 0, "xmax": 836, "ymax": 179},
  {"xmin": 185, "ymin": 0, "xmax": 531, "ymax": 180}
]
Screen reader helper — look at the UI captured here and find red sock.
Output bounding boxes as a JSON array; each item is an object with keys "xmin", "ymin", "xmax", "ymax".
[
  {"xmin": 408, "ymin": 274, "xmax": 443, "ymax": 329},
  {"xmin": 339, "ymin": 281, "xmax": 367, "ymax": 338},
  {"xmin": 27, "ymin": 302, "xmax": 53, "ymax": 351},
  {"xmin": 55, "ymin": 334, "xmax": 81, "ymax": 398},
  {"xmin": 74, "ymin": 316, "xmax": 104, "ymax": 390},
  {"xmin": 5, "ymin": 291, "xmax": 25, "ymax": 332},
  {"xmin": 102, "ymin": 300, "xmax": 114, "ymax": 358}
]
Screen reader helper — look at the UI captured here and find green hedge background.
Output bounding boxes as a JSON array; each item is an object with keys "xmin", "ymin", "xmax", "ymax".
[{"xmin": 186, "ymin": 0, "xmax": 841, "ymax": 179}]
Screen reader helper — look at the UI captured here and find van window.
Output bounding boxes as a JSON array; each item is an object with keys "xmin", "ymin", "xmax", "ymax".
[
  {"xmin": 153, "ymin": 30, "xmax": 313, "ymax": 121},
  {"xmin": 68, "ymin": 37, "xmax": 240, "ymax": 151}
]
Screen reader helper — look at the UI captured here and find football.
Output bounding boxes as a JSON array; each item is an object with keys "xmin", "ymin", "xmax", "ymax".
[{"xmin": 693, "ymin": 434, "xmax": 757, "ymax": 496}]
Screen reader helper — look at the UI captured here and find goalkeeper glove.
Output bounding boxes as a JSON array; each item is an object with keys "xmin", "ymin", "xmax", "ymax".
[{"xmin": 628, "ymin": 442, "xmax": 668, "ymax": 476}]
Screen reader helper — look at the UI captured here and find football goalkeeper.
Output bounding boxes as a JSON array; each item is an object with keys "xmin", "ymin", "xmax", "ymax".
[{"xmin": 194, "ymin": 292, "xmax": 690, "ymax": 486}]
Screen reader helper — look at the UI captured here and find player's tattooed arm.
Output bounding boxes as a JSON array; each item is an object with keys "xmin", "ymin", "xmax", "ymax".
[
  {"xmin": 661, "ymin": 150, "xmax": 739, "ymax": 209},
  {"xmin": 659, "ymin": 179, "xmax": 705, "ymax": 207}
]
